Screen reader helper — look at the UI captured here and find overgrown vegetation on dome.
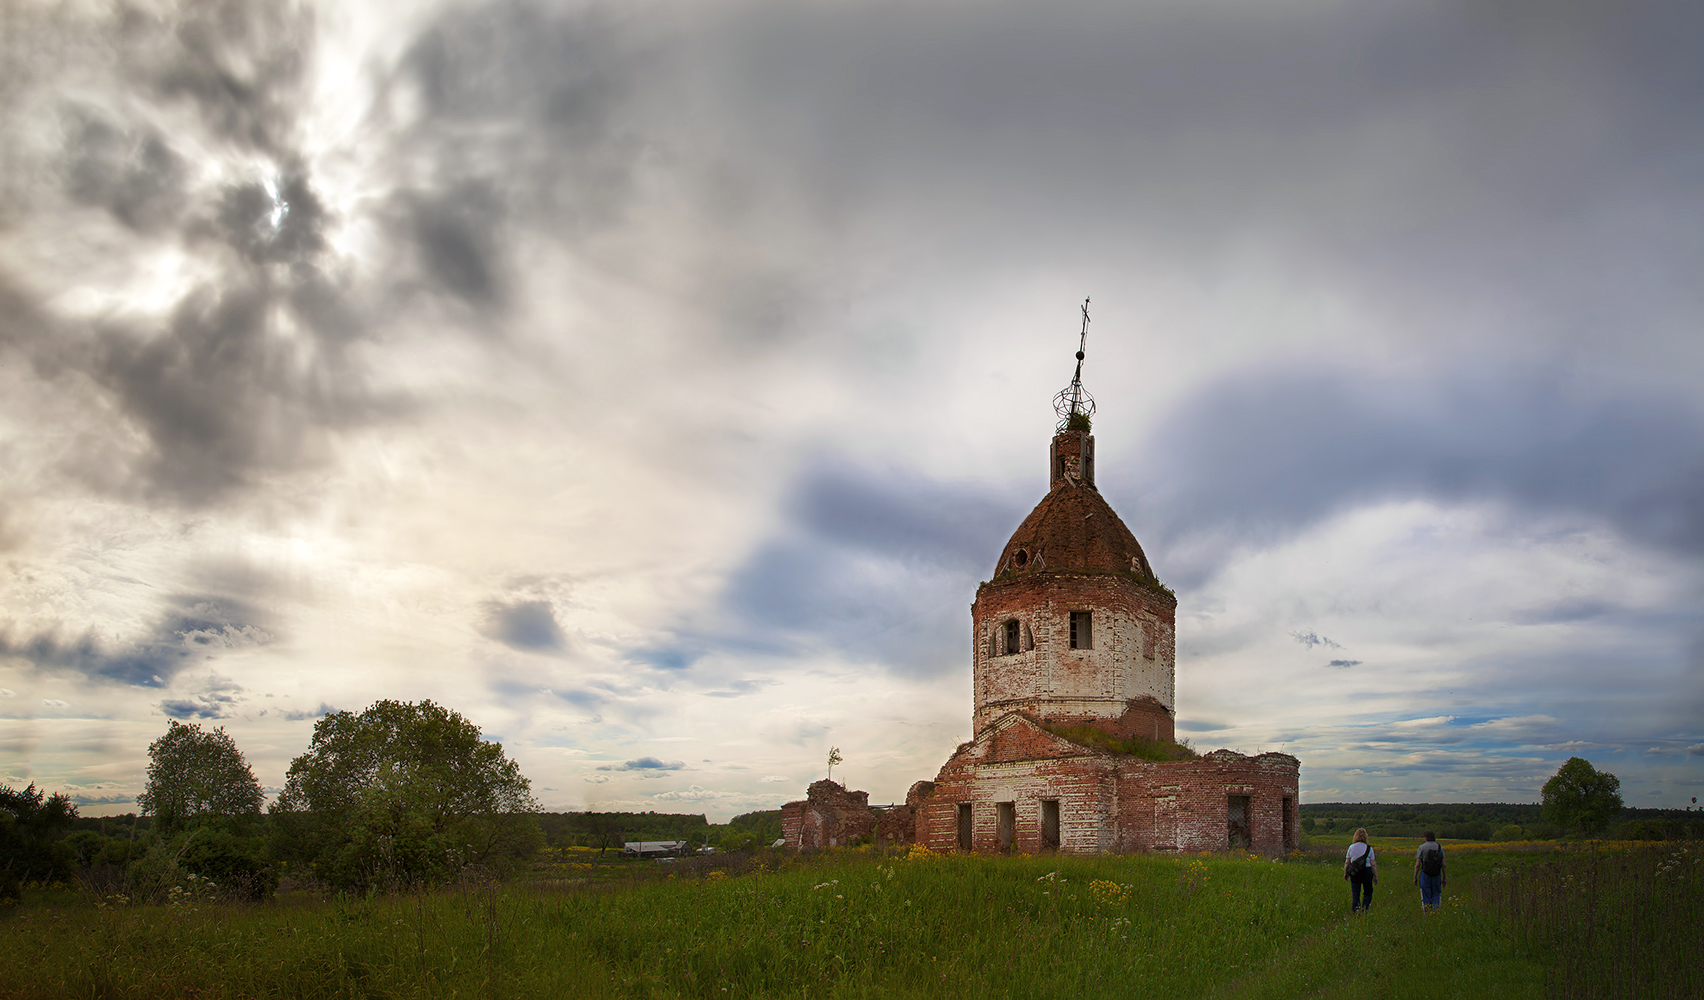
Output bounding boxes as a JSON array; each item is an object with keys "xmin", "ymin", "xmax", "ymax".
[
  {"xmin": 1064, "ymin": 411, "xmax": 1092, "ymax": 432},
  {"xmin": 1134, "ymin": 574, "xmax": 1176, "ymax": 598},
  {"xmin": 1043, "ymin": 723, "xmax": 1198, "ymax": 762}
]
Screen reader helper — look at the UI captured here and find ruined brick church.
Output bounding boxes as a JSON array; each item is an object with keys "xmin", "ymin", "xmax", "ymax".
[{"xmin": 784, "ymin": 309, "xmax": 1300, "ymax": 855}]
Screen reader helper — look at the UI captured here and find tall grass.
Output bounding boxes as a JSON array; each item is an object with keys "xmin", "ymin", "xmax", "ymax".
[
  {"xmin": 1, "ymin": 846, "xmax": 1546, "ymax": 999},
  {"xmin": 1475, "ymin": 843, "xmax": 1704, "ymax": 999}
]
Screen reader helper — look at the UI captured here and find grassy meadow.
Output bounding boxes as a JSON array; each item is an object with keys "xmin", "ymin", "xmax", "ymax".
[{"xmin": 2, "ymin": 839, "xmax": 1695, "ymax": 999}]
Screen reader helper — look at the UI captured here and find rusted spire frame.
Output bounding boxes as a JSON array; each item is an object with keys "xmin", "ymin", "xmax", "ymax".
[{"xmin": 1053, "ymin": 297, "xmax": 1096, "ymax": 430}]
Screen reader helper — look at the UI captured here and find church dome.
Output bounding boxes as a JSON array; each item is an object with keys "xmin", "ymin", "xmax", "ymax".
[{"xmin": 993, "ymin": 479, "xmax": 1156, "ymax": 581}]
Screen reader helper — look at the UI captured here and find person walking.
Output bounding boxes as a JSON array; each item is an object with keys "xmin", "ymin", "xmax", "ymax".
[
  {"xmin": 1413, "ymin": 831, "xmax": 1446, "ymax": 913},
  {"xmin": 1344, "ymin": 828, "xmax": 1377, "ymax": 913}
]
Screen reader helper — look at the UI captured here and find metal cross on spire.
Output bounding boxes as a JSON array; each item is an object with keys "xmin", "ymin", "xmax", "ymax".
[{"xmin": 1053, "ymin": 297, "xmax": 1096, "ymax": 431}]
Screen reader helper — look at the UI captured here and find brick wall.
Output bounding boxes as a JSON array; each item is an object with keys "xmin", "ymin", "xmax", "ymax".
[
  {"xmin": 780, "ymin": 779, "xmax": 874, "ymax": 850},
  {"xmin": 973, "ymin": 573, "xmax": 1177, "ymax": 741},
  {"xmin": 873, "ymin": 781, "xmax": 935, "ymax": 846},
  {"xmin": 916, "ymin": 714, "xmax": 1301, "ymax": 856}
]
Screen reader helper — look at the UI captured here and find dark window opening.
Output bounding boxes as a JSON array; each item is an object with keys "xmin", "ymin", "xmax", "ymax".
[
  {"xmin": 1281, "ymin": 796, "xmax": 1294, "ymax": 849},
  {"xmin": 1069, "ymin": 611, "xmax": 1092, "ymax": 650},
  {"xmin": 957, "ymin": 803, "xmax": 973, "ymax": 851},
  {"xmin": 1228, "ymin": 795, "xmax": 1251, "ymax": 850},
  {"xmin": 1040, "ymin": 799, "xmax": 1060, "ymax": 850},
  {"xmin": 1004, "ymin": 619, "xmax": 1021, "ymax": 655},
  {"xmin": 1013, "ymin": 548, "xmax": 1029, "ymax": 568},
  {"xmin": 996, "ymin": 802, "xmax": 1015, "ymax": 853}
]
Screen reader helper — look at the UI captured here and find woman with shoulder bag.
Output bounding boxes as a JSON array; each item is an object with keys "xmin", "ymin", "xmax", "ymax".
[{"xmin": 1344, "ymin": 828, "xmax": 1377, "ymax": 913}]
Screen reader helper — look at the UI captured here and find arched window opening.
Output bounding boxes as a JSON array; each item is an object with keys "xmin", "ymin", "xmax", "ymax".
[{"xmin": 1003, "ymin": 619, "xmax": 1021, "ymax": 656}]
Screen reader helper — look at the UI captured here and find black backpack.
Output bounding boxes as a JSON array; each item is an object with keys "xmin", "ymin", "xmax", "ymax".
[
  {"xmin": 1421, "ymin": 844, "xmax": 1443, "ymax": 877},
  {"xmin": 1347, "ymin": 846, "xmax": 1370, "ymax": 878}
]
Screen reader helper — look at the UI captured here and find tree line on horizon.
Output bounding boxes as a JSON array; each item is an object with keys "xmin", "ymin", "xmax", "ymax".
[
  {"xmin": 1301, "ymin": 757, "xmax": 1701, "ymax": 842},
  {"xmin": 1, "ymin": 697, "xmax": 792, "ymax": 902},
  {"xmin": 1, "ymin": 700, "xmax": 542, "ymax": 901},
  {"xmin": 9, "ymin": 724, "xmax": 1698, "ymax": 902}
]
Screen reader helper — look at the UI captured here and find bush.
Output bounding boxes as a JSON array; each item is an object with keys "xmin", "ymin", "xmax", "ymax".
[
  {"xmin": 180, "ymin": 827, "xmax": 278, "ymax": 899},
  {"xmin": 1617, "ymin": 820, "xmax": 1668, "ymax": 841},
  {"xmin": 0, "ymin": 784, "xmax": 77, "ymax": 899},
  {"xmin": 1492, "ymin": 825, "xmax": 1525, "ymax": 842}
]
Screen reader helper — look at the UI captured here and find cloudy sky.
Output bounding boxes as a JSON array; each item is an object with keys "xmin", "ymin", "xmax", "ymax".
[{"xmin": 3, "ymin": 0, "xmax": 1701, "ymax": 820}]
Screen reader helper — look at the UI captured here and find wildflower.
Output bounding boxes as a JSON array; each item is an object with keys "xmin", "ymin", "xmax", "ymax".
[{"xmin": 1088, "ymin": 880, "xmax": 1131, "ymax": 905}]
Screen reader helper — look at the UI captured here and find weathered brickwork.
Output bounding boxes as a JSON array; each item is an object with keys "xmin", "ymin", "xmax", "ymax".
[
  {"xmin": 781, "ymin": 780, "xmax": 873, "ymax": 849},
  {"xmin": 913, "ymin": 714, "xmax": 1299, "ymax": 855},
  {"xmin": 874, "ymin": 780, "xmax": 936, "ymax": 846},
  {"xmin": 782, "ymin": 423, "xmax": 1303, "ymax": 856},
  {"xmin": 974, "ymin": 572, "xmax": 1177, "ymax": 741}
]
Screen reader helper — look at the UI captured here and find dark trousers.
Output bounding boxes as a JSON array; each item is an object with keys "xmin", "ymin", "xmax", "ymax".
[{"xmin": 1351, "ymin": 874, "xmax": 1375, "ymax": 912}]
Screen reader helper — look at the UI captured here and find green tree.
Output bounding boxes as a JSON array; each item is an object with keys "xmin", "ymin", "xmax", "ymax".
[
  {"xmin": 135, "ymin": 721, "xmax": 274, "ymax": 899},
  {"xmin": 272, "ymin": 699, "xmax": 542, "ymax": 891},
  {"xmin": 137, "ymin": 721, "xmax": 265, "ymax": 835},
  {"xmin": 0, "ymin": 783, "xmax": 78, "ymax": 899},
  {"xmin": 1542, "ymin": 757, "xmax": 1624, "ymax": 836},
  {"xmin": 826, "ymin": 746, "xmax": 843, "ymax": 782}
]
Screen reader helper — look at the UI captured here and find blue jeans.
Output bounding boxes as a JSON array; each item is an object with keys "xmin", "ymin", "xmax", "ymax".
[
  {"xmin": 1351, "ymin": 875, "xmax": 1375, "ymax": 912},
  {"xmin": 1418, "ymin": 872, "xmax": 1443, "ymax": 911}
]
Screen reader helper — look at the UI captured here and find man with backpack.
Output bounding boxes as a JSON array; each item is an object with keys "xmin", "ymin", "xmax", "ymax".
[
  {"xmin": 1344, "ymin": 828, "xmax": 1377, "ymax": 913},
  {"xmin": 1414, "ymin": 831, "xmax": 1446, "ymax": 912}
]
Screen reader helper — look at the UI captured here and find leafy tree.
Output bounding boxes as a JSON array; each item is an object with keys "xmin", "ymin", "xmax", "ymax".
[
  {"xmin": 0, "ymin": 783, "xmax": 78, "ymax": 899},
  {"xmin": 272, "ymin": 699, "xmax": 542, "ymax": 891},
  {"xmin": 826, "ymin": 746, "xmax": 842, "ymax": 781},
  {"xmin": 132, "ymin": 722, "xmax": 274, "ymax": 899},
  {"xmin": 137, "ymin": 721, "xmax": 265, "ymax": 836},
  {"xmin": 1542, "ymin": 757, "xmax": 1624, "ymax": 836}
]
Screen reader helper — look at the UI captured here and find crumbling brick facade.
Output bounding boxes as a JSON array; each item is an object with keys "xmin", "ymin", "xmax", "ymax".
[
  {"xmin": 781, "ymin": 779, "xmax": 873, "ymax": 849},
  {"xmin": 874, "ymin": 781, "xmax": 935, "ymax": 846},
  {"xmin": 911, "ymin": 714, "xmax": 1298, "ymax": 855},
  {"xmin": 782, "ymin": 422, "xmax": 1301, "ymax": 856}
]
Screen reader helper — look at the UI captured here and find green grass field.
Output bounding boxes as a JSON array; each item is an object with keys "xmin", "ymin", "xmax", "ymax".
[{"xmin": 4, "ymin": 840, "xmax": 1691, "ymax": 999}]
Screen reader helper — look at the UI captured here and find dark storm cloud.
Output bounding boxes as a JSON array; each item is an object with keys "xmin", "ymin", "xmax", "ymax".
[
  {"xmin": 0, "ymin": 597, "xmax": 270, "ymax": 688},
  {"xmin": 159, "ymin": 673, "xmax": 246, "ymax": 720},
  {"xmin": 63, "ymin": 111, "xmax": 188, "ymax": 232},
  {"xmin": 1117, "ymin": 363, "xmax": 1704, "ymax": 587},
  {"xmin": 718, "ymin": 461, "xmax": 1024, "ymax": 675},
  {"xmin": 385, "ymin": 0, "xmax": 644, "ymax": 278},
  {"xmin": 597, "ymin": 757, "xmax": 684, "ymax": 772},
  {"xmin": 403, "ymin": 183, "xmax": 506, "ymax": 307},
  {"xmin": 148, "ymin": 0, "xmax": 315, "ymax": 155},
  {"xmin": 788, "ymin": 465, "xmax": 1021, "ymax": 573},
  {"xmin": 481, "ymin": 599, "xmax": 568, "ymax": 653},
  {"xmin": 81, "ymin": 273, "xmax": 376, "ymax": 503},
  {"xmin": 215, "ymin": 171, "xmax": 327, "ymax": 264},
  {"xmin": 0, "ymin": 0, "xmax": 391, "ymax": 507},
  {"xmin": 695, "ymin": 1, "xmax": 1704, "ymax": 343},
  {"xmin": 1291, "ymin": 631, "xmax": 1342, "ymax": 650}
]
